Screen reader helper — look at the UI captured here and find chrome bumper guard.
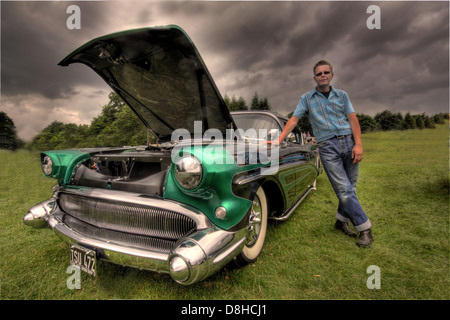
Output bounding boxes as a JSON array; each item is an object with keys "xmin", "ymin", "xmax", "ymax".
[{"xmin": 23, "ymin": 189, "xmax": 247, "ymax": 285}]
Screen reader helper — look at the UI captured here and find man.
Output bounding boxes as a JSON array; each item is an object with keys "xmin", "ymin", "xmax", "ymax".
[{"xmin": 272, "ymin": 60, "xmax": 373, "ymax": 247}]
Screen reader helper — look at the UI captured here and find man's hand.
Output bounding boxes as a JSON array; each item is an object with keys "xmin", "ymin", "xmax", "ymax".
[
  {"xmin": 352, "ymin": 143, "xmax": 363, "ymax": 164},
  {"xmin": 347, "ymin": 113, "xmax": 363, "ymax": 164}
]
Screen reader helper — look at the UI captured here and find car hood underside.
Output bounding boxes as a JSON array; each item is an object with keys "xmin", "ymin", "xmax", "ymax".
[{"xmin": 58, "ymin": 25, "xmax": 236, "ymax": 143}]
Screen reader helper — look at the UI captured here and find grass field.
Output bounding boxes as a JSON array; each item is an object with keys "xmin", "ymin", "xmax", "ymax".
[{"xmin": 1, "ymin": 125, "xmax": 448, "ymax": 301}]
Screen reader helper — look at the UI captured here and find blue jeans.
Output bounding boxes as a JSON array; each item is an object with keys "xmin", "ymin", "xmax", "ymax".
[{"xmin": 318, "ymin": 135, "xmax": 371, "ymax": 232}]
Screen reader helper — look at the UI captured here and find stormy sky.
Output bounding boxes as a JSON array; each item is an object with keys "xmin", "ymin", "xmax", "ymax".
[{"xmin": 1, "ymin": 0, "xmax": 449, "ymax": 141}]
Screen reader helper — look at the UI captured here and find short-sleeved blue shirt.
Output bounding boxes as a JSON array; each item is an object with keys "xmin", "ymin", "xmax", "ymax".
[{"xmin": 293, "ymin": 86, "xmax": 355, "ymax": 143}]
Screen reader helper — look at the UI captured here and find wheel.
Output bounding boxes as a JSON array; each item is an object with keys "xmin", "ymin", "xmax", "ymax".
[{"xmin": 234, "ymin": 187, "xmax": 268, "ymax": 267}]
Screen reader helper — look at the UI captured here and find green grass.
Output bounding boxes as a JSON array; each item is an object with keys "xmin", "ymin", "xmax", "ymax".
[{"xmin": 1, "ymin": 125, "xmax": 448, "ymax": 300}]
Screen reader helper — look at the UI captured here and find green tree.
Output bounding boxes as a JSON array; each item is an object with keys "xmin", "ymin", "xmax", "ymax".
[
  {"xmin": 259, "ymin": 97, "xmax": 271, "ymax": 111},
  {"xmin": 30, "ymin": 121, "xmax": 65, "ymax": 150},
  {"xmin": 356, "ymin": 113, "xmax": 378, "ymax": 132},
  {"xmin": 224, "ymin": 95, "xmax": 248, "ymax": 111},
  {"xmin": 374, "ymin": 110, "xmax": 403, "ymax": 131},
  {"xmin": 0, "ymin": 111, "xmax": 23, "ymax": 150},
  {"xmin": 27, "ymin": 121, "xmax": 89, "ymax": 150},
  {"xmin": 421, "ymin": 113, "xmax": 435, "ymax": 129},
  {"xmin": 250, "ymin": 92, "xmax": 260, "ymax": 110},
  {"xmin": 27, "ymin": 92, "xmax": 148, "ymax": 150},
  {"xmin": 403, "ymin": 113, "xmax": 416, "ymax": 129},
  {"xmin": 250, "ymin": 92, "xmax": 272, "ymax": 111},
  {"xmin": 432, "ymin": 113, "xmax": 445, "ymax": 125},
  {"xmin": 88, "ymin": 92, "xmax": 125, "ymax": 136},
  {"xmin": 58, "ymin": 123, "xmax": 89, "ymax": 149},
  {"xmin": 414, "ymin": 114, "xmax": 425, "ymax": 129},
  {"xmin": 394, "ymin": 112, "xmax": 404, "ymax": 130},
  {"xmin": 94, "ymin": 105, "xmax": 148, "ymax": 146}
]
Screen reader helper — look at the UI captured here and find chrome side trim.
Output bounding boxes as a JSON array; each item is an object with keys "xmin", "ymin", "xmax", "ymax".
[
  {"xmin": 271, "ymin": 186, "xmax": 315, "ymax": 221},
  {"xmin": 233, "ymin": 161, "xmax": 311, "ymax": 186}
]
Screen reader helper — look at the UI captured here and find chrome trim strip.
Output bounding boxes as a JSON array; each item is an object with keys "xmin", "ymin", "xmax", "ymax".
[
  {"xmin": 271, "ymin": 186, "xmax": 315, "ymax": 221},
  {"xmin": 233, "ymin": 161, "xmax": 311, "ymax": 186}
]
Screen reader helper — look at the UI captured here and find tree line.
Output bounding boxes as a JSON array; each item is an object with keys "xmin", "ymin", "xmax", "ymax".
[
  {"xmin": 0, "ymin": 91, "xmax": 447, "ymax": 151},
  {"xmin": 225, "ymin": 92, "xmax": 272, "ymax": 111},
  {"xmin": 25, "ymin": 92, "xmax": 148, "ymax": 151},
  {"xmin": 295, "ymin": 110, "xmax": 447, "ymax": 135}
]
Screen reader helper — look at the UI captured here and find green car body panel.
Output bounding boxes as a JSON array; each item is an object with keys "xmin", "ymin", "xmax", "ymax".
[
  {"xmin": 164, "ymin": 145, "xmax": 255, "ymax": 230},
  {"xmin": 41, "ymin": 150, "xmax": 91, "ymax": 184}
]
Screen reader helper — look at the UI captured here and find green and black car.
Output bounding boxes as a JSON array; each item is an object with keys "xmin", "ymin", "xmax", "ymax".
[{"xmin": 24, "ymin": 26, "xmax": 322, "ymax": 285}]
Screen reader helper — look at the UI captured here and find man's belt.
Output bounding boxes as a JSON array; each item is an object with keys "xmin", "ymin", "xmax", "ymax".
[{"xmin": 335, "ymin": 134, "xmax": 351, "ymax": 139}]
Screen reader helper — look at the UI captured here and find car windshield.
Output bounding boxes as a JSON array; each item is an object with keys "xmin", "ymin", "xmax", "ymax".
[{"xmin": 232, "ymin": 113, "xmax": 281, "ymax": 140}]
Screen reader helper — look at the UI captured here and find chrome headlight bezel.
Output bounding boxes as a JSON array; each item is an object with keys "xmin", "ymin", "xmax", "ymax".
[
  {"xmin": 174, "ymin": 155, "xmax": 203, "ymax": 190},
  {"xmin": 41, "ymin": 156, "xmax": 53, "ymax": 176}
]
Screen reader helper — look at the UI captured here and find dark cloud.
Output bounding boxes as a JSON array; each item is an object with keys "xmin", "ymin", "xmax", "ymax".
[
  {"xmin": 1, "ymin": 1, "xmax": 112, "ymax": 99},
  {"xmin": 1, "ymin": 0, "xmax": 448, "ymax": 141}
]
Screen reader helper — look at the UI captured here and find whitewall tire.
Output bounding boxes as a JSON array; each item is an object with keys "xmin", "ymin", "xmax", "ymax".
[{"xmin": 234, "ymin": 187, "xmax": 268, "ymax": 267}]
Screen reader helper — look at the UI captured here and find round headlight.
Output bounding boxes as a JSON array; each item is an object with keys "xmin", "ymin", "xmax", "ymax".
[
  {"xmin": 42, "ymin": 156, "xmax": 53, "ymax": 176},
  {"xmin": 174, "ymin": 155, "xmax": 203, "ymax": 190}
]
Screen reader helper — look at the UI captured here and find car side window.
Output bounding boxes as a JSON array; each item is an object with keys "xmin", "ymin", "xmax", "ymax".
[
  {"xmin": 233, "ymin": 113, "xmax": 282, "ymax": 140},
  {"xmin": 280, "ymin": 120, "xmax": 303, "ymax": 144}
]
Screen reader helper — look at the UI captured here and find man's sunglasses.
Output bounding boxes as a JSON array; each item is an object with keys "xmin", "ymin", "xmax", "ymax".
[{"xmin": 315, "ymin": 71, "xmax": 331, "ymax": 77}]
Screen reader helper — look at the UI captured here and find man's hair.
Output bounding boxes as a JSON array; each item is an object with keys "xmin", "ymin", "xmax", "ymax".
[{"xmin": 313, "ymin": 60, "xmax": 333, "ymax": 74}]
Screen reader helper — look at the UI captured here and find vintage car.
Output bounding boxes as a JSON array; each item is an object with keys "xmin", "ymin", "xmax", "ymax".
[{"xmin": 23, "ymin": 26, "xmax": 322, "ymax": 285}]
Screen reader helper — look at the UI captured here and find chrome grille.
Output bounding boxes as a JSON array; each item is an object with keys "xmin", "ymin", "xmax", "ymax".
[
  {"xmin": 58, "ymin": 193, "xmax": 197, "ymax": 240},
  {"xmin": 63, "ymin": 215, "xmax": 175, "ymax": 252}
]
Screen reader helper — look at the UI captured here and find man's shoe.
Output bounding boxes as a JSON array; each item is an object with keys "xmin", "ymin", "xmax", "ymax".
[
  {"xmin": 335, "ymin": 220, "xmax": 357, "ymax": 238},
  {"xmin": 356, "ymin": 229, "xmax": 374, "ymax": 248}
]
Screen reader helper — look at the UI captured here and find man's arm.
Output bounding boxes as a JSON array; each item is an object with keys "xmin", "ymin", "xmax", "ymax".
[
  {"xmin": 347, "ymin": 112, "xmax": 363, "ymax": 163},
  {"xmin": 275, "ymin": 116, "xmax": 300, "ymax": 144}
]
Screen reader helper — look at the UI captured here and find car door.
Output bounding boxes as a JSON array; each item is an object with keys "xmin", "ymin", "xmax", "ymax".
[{"xmin": 279, "ymin": 120, "xmax": 318, "ymax": 199}]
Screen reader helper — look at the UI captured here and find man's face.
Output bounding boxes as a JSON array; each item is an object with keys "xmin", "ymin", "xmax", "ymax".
[{"xmin": 314, "ymin": 65, "xmax": 334, "ymax": 90}]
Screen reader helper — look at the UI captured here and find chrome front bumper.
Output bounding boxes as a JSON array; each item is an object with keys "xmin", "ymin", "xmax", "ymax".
[{"xmin": 23, "ymin": 189, "xmax": 247, "ymax": 285}]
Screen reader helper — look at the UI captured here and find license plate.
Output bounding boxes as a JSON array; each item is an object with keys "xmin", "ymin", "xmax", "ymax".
[{"xmin": 70, "ymin": 244, "xmax": 96, "ymax": 276}]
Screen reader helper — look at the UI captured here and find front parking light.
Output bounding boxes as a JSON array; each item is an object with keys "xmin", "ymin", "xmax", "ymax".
[{"xmin": 215, "ymin": 206, "xmax": 227, "ymax": 219}]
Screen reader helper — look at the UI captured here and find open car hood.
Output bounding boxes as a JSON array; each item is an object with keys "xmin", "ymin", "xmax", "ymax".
[{"xmin": 59, "ymin": 25, "xmax": 236, "ymax": 142}]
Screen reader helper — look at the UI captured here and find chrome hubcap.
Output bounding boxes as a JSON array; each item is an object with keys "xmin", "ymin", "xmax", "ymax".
[{"xmin": 246, "ymin": 195, "xmax": 262, "ymax": 247}]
